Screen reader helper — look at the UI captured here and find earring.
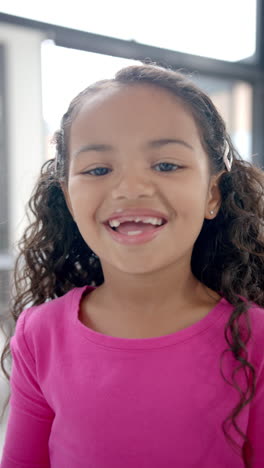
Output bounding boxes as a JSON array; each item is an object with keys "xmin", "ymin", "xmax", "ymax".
[{"xmin": 210, "ymin": 210, "xmax": 214, "ymax": 215}]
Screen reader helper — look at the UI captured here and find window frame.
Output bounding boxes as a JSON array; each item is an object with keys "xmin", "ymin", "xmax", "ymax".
[{"xmin": 0, "ymin": 9, "xmax": 263, "ymax": 169}]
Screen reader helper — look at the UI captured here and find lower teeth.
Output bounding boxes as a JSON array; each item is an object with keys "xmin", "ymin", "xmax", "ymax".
[{"xmin": 127, "ymin": 231, "xmax": 143, "ymax": 236}]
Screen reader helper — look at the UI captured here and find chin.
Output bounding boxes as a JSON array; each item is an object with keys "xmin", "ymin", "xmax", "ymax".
[{"xmin": 108, "ymin": 256, "xmax": 173, "ymax": 276}]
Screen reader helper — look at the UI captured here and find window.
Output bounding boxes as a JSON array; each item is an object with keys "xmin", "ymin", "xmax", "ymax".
[
  {"xmin": 42, "ymin": 43, "xmax": 253, "ymax": 161},
  {"xmin": 1, "ymin": 0, "xmax": 257, "ymax": 62},
  {"xmin": 195, "ymin": 75, "xmax": 252, "ymax": 161},
  {"xmin": 0, "ymin": 44, "xmax": 11, "ymax": 314},
  {"xmin": 41, "ymin": 42, "xmax": 139, "ymax": 157}
]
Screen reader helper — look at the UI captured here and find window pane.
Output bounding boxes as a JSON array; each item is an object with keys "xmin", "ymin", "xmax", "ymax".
[
  {"xmin": 0, "ymin": 45, "xmax": 8, "ymax": 251},
  {"xmin": 0, "ymin": 269, "xmax": 11, "ymax": 314},
  {"xmin": 2, "ymin": 0, "xmax": 257, "ymax": 62},
  {"xmin": 42, "ymin": 44, "xmax": 253, "ymax": 162},
  {"xmin": 41, "ymin": 42, "xmax": 139, "ymax": 143},
  {"xmin": 195, "ymin": 76, "xmax": 252, "ymax": 161}
]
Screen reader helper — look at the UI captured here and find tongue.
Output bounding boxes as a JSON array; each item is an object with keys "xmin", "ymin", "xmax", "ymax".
[{"xmin": 116, "ymin": 222, "xmax": 157, "ymax": 234}]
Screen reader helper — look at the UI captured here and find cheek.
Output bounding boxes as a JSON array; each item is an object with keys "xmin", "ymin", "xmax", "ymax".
[
  {"xmin": 67, "ymin": 179, "xmax": 103, "ymax": 225},
  {"xmin": 167, "ymin": 176, "xmax": 209, "ymax": 213}
]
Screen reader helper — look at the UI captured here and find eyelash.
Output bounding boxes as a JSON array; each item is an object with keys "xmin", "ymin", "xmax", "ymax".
[{"xmin": 82, "ymin": 162, "xmax": 182, "ymax": 176}]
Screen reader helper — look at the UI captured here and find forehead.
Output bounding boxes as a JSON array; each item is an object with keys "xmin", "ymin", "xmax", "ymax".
[{"xmin": 69, "ymin": 84, "xmax": 202, "ymax": 150}]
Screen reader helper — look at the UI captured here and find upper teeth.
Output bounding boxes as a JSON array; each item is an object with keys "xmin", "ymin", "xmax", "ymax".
[{"xmin": 109, "ymin": 217, "xmax": 163, "ymax": 228}]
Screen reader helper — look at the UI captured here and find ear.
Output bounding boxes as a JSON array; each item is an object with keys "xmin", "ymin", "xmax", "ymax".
[
  {"xmin": 204, "ymin": 173, "xmax": 223, "ymax": 220},
  {"xmin": 60, "ymin": 182, "xmax": 75, "ymax": 220}
]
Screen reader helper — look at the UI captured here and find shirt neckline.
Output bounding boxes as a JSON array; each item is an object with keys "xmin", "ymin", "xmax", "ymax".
[{"xmin": 72, "ymin": 285, "xmax": 230, "ymax": 350}]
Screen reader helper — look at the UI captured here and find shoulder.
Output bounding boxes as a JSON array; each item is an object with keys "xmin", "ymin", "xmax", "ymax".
[
  {"xmin": 248, "ymin": 302, "xmax": 264, "ymax": 336},
  {"xmin": 246, "ymin": 303, "xmax": 264, "ymax": 376},
  {"xmin": 224, "ymin": 300, "xmax": 264, "ymax": 338},
  {"xmin": 221, "ymin": 300, "xmax": 264, "ymax": 375},
  {"xmin": 14, "ymin": 286, "xmax": 91, "ymax": 348}
]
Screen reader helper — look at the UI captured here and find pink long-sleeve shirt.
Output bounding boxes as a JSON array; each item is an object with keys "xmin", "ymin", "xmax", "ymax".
[{"xmin": 1, "ymin": 286, "xmax": 264, "ymax": 467}]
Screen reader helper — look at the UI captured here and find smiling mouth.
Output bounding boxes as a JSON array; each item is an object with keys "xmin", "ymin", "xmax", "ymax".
[
  {"xmin": 108, "ymin": 219, "xmax": 167, "ymax": 236},
  {"xmin": 103, "ymin": 217, "xmax": 168, "ymax": 245}
]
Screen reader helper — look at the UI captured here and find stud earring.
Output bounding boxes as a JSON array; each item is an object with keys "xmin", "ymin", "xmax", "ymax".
[{"xmin": 210, "ymin": 210, "xmax": 214, "ymax": 215}]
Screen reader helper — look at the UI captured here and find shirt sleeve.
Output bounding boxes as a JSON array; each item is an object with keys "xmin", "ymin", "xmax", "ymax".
[
  {"xmin": 1, "ymin": 310, "xmax": 54, "ymax": 468},
  {"xmin": 244, "ymin": 361, "xmax": 264, "ymax": 467}
]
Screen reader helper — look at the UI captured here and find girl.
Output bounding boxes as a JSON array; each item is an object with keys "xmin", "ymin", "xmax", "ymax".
[{"xmin": 1, "ymin": 64, "xmax": 264, "ymax": 468}]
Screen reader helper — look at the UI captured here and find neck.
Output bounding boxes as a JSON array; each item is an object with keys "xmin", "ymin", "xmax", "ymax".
[{"xmin": 95, "ymin": 259, "xmax": 217, "ymax": 321}]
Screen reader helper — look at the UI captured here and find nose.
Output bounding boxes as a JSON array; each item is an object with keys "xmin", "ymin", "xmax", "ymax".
[{"xmin": 111, "ymin": 168, "xmax": 156, "ymax": 201}]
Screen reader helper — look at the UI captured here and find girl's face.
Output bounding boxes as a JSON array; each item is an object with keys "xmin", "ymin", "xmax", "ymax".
[{"xmin": 63, "ymin": 84, "xmax": 221, "ymax": 275}]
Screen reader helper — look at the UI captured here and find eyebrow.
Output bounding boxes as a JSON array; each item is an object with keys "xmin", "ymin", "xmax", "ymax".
[{"xmin": 73, "ymin": 138, "xmax": 194, "ymax": 158}]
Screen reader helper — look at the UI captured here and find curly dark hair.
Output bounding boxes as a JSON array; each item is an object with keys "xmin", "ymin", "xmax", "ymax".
[{"xmin": 1, "ymin": 64, "xmax": 264, "ymax": 467}]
